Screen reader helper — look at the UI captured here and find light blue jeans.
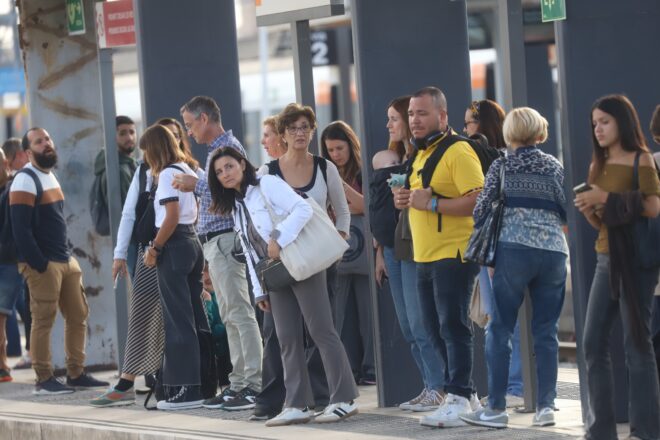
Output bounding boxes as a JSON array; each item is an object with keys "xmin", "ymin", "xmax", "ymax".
[
  {"xmin": 486, "ymin": 243, "xmax": 566, "ymax": 410},
  {"xmin": 383, "ymin": 246, "xmax": 446, "ymax": 391},
  {"xmin": 479, "ymin": 266, "xmax": 523, "ymax": 396}
]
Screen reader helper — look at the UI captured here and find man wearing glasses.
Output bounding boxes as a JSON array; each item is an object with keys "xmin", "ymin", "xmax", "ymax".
[{"xmin": 176, "ymin": 96, "xmax": 263, "ymax": 412}]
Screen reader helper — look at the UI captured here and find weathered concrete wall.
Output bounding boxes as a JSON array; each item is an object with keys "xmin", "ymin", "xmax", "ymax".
[{"xmin": 17, "ymin": 0, "xmax": 117, "ymax": 369}]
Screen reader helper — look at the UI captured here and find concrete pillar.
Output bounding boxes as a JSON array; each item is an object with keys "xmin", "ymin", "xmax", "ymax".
[
  {"xmin": 556, "ymin": 0, "xmax": 660, "ymax": 422},
  {"xmin": 17, "ymin": 0, "xmax": 118, "ymax": 369}
]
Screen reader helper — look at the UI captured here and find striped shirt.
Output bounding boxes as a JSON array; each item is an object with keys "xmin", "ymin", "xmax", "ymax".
[{"xmin": 194, "ymin": 130, "xmax": 246, "ymax": 235}]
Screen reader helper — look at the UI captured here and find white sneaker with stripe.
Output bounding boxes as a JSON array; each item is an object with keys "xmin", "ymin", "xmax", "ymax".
[{"xmin": 315, "ymin": 401, "xmax": 358, "ymax": 423}]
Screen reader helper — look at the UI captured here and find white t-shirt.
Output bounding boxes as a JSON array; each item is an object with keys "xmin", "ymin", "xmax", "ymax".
[{"xmin": 154, "ymin": 162, "xmax": 197, "ymax": 228}]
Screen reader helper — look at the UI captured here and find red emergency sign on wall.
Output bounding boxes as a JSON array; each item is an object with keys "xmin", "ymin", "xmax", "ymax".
[{"xmin": 96, "ymin": 0, "xmax": 135, "ymax": 49}]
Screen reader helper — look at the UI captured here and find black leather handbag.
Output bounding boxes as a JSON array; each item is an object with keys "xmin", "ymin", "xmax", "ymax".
[
  {"xmin": 465, "ymin": 159, "xmax": 506, "ymax": 267},
  {"xmin": 632, "ymin": 152, "xmax": 660, "ymax": 268},
  {"xmin": 255, "ymin": 258, "xmax": 296, "ymax": 292}
]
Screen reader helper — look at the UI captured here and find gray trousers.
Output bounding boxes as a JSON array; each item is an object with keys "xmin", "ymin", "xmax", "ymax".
[
  {"xmin": 269, "ymin": 270, "xmax": 358, "ymax": 408},
  {"xmin": 583, "ymin": 253, "xmax": 660, "ymax": 440},
  {"xmin": 157, "ymin": 226, "xmax": 206, "ymax": 387}
]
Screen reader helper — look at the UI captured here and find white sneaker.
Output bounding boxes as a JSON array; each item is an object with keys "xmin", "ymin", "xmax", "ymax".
[
  {"xmin": 532, "ymin": 406, "xmax": 555, "ymax": 427},
  {"xmin": 399, "ymin": 389, "xmax": 427, "ymax": 410},
  {"xmin": 506, "ymin": 394, "xmax": 524, "ymax": 408},
  {"xmin": 315, "ymin": 401, "xmax": 358, "ymax": 423},
  {"xmin": 469, "ymin": 393, "xmax": 482, "ymax": 411},
  {"xmin": 265, "ymin": 407, "xmax": 311, "ymax": 427},
  {"xmin": 420, "ymin": 393, "xmax": 471, "ymax": 428},
  {"xmin": 410, "ymin": 389, "xmax": 445, "ymax": 412}
]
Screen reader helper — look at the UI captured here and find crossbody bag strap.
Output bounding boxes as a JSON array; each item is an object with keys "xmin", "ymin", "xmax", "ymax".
[
  {"xmin": 498, "ymin": 157, "xmax": 506, "ymax": 202},
  {"xmin": 236, "ymin": 200, "xmax": 261, "ymax": 269},
  {"xmin": 633, "ymin": 151, "xmax": 641, "ymax": 191}
]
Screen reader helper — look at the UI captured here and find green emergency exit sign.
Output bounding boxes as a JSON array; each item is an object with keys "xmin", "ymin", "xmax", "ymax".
[
  {"xmin": 541, "ymin": 0, "xmax": 566, "ymax": 23},
  {"xmin": 66, "ymin": 0, "xmax": 85, "ymax": 35}
]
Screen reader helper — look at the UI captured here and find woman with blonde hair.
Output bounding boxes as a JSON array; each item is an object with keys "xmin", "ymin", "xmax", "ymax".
[
  {"xmin": 261, "ymin": 116, "xmax": 287, "ymax": 159},
  {"xmin": 461, "ymin": 107, "xmax": 568, "ymax": 429}
]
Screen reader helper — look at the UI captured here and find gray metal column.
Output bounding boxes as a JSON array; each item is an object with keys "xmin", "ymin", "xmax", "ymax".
[
  {"xmin": 97, "ymin": 48, "xmax": 128, "ymax": 369},
  {"xmin": 497, "ymin": 0, "xmax": 538, "ymax": 413},
  {"xmin": 525, "ymin": 44, "xmax": 559, "ymax": 159},
  {"xmin": 133, "ymin": 0, "xmax": 244, "ymax": 160},
  {"xmin": 17, "ymin": 0, "xmax": 118, "ymax": 370},
  {"xmin": 556, "ymin": 0, "xmax": 660, "ymax": 422},
  {"xmin": 352, "ymin": 0, "xmax": 473, "ymax": 406},
  {"xmin": 290, "ymin": 20, "xmax": 318, "ymax": 154}
]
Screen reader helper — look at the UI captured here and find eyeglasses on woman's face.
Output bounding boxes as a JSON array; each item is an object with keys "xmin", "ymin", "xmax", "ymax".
[{"xmin": 286, "ymin": 124, "xmax": 312, "ymax": 136}]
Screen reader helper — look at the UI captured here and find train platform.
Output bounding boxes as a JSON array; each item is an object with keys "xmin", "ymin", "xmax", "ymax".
[{"xmin": 0, "ymin": 366, "xmax": 601, "ymax": 440}]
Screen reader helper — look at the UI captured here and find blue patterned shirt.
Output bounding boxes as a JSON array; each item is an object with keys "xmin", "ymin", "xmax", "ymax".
[
  {"xmin": 473, "ymin": 146, "xmax": 568, "ymax": 255},
  {"xmin": 194, "ymin": 130, "xmax": 246, "ymax": 235}
]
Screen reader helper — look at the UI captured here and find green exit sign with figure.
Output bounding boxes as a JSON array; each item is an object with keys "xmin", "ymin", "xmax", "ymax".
[
  {"xmin": 66, "ymin": 0, "xmax": 86, "ymax": 35},
  {"xmin": 541, "ymin": 0, "xmax": 566, "ymax": 22}
]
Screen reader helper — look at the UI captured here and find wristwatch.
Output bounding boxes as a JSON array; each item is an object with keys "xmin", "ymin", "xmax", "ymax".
[{"xmin": 270, "ymin": 229, "xmax": 281, "ymax": 241}]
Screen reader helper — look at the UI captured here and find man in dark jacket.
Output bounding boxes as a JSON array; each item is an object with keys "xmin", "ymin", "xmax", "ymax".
[{"xmin": 93, "ymin": 115, "xmax": 137, "ymax": 207}]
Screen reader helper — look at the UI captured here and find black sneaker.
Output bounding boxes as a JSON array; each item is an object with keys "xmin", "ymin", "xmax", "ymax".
[
  {"xmin": 202, "ymin": 387, "xmax": 238, "ymax": 409},
  {"xmin": 249, "ymin": 404, "xmax": 281, "ymax": 421},
  {"xmin": 66, "ymin": 372, "xmax": 110, "ymax": 389},
  {"xmin": 220, "ymin": 386, "xmax": 258, "ymax": 411},
  {"xmin": 33, "ymin": 376, "xmax": 75, "ymax": 395},
  {"xmin": 156, "ymin": 385, "xmax": 203, "ymax": 410}
]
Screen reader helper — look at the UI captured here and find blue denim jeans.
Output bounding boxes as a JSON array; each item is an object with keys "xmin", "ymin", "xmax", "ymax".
[
  {"xmin": 383, "ymin": 246, "xmax": 446, "ymax": 390},
  {"xmin": 0, "ymin": 264, "xmax": 24, "ymax": 315},
  {"xmin": 418, "ymin": 255, "xmax": 479, "ymax": 398},
  {"xmin": 478, "ymin": 266, "xmax": 523, "ymax": 396},
  {"xmin": 486, "ymin": 243, "xmax": 566, "ymax": 410},
  {"xmin": 583, "ymin": 253, "xmax": 660, "ymax": 440}
]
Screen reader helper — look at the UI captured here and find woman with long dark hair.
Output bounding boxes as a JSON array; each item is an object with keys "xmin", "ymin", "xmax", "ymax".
[
  {"xmin": 208, "ymin": 147, "xmax": 358, "ymax": 426},
  {"xmin": 320, "ymin": 120, "xmax": 375, "ymax": 385},
  {"xmin": 575, "ymin": 94, "xmax": 660, "ymax": 440}
]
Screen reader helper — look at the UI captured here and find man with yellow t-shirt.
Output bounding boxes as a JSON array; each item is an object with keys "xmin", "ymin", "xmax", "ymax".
[{"xmin": 394, "ymin": 87, "xmax": 484, "ymax": 428}]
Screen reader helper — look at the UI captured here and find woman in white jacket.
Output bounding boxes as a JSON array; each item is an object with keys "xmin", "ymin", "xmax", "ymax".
[{"xmin": 208, "ymin": 146, "xmax": 358, "ymax": 426}]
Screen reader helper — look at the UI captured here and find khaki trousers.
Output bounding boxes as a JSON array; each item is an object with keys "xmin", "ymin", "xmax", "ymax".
[{"xmin": 19, "ymin": 258, "xmax": 88, "ymax": 382}]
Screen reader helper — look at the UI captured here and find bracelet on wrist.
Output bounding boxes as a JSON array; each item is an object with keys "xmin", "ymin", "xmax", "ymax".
[
  {"xmin": 149, "ymin": 241, "xmax": 162, "ymax": 253},
  {"xmin": 430, "ymin": 197, "xmax": 438, "ymax": 213}
]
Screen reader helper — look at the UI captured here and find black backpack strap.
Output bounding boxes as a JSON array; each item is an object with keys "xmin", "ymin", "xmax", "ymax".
[
  {"xmin": 314, "ymin": 156, "xmax": 328, "ymax": 184},
  {"xmin": 266, "ymin": 159, "xmax": 282, "ymax": 178},
  {"xmin": 138, "ymin": 164, "xmax": 148, "ymax": 193},
  {"xmin": 419, "ymin": 134, "xmax": 461, "ymax": 189},
  {"xmin": 18, "ymin": 168, "xmax": 43, "ymax": 203}
]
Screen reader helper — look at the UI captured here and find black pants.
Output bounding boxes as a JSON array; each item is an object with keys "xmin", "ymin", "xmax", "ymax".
[{"xmin": 157, "ymin": 225, "xmax": 206, "ymax": 387}]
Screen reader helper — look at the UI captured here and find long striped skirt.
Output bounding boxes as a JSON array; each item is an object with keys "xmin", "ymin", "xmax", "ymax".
[{"xmin": 121, "ymin": 245, "xmax": 165, "ymax": 376}]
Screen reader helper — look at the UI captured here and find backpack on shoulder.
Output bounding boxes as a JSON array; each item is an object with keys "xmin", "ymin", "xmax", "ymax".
[
  {"xmin": 89, "ymin": 170, "xmax": 110, "ymax": 236},
  {"xmin": 0, "ymin": 169, "xmax": 43, "ymax": 263}
]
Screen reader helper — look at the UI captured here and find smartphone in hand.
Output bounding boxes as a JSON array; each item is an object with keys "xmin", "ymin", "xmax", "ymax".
[{"xmin": 573, "ymin": 183, "xmax": 592, "ymax": 194}]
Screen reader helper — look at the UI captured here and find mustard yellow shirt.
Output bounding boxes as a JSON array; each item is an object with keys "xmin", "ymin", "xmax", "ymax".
[{"xmin": 408, "ymin": 136, "xmax": 484, "ymax": 263}]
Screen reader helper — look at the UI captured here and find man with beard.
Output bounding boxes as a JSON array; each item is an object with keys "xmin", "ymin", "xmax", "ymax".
[
  {"xmin": 10, "ymin": 127, "xmax": 108, "ymax": 394},
  {"xmin": 93, "ymin": 116, "xmax": 138, "ymax": 208}
]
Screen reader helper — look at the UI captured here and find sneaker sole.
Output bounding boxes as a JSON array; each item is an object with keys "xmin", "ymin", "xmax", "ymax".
[
  {"xmin": 459, "ymin": 416, "xmax": 508, "ymax": 429},
  {"xmin": 202, "ymin": 403, "xmax": 226, "ymax": 409},
  {"xmin": 315, "ymin": 407, "xmax": 358, "ymax": 423},
  {"xmin": 420, "ymin": 417, "xmax": 467, "ymax": 428},
  {"xmin": 265, "ymin": 417, "xmax": 311, "ymax": 427},
  {"xmin": 32, "ymin": 389, "xmax": 74, "ymax": 396},
  {"xmin": 221, "ymin": 403, "xmax": 256, "ymax": 412},
  {"xmin": 410, "ymin": 405, "xmax": 440, "ymax": 412},
  {"xmin": 532, "ymin": 420, "xmax": 555, "ymax": 427},
  {"xmin": 89, "ymin": 399, "xmax": 135, "ymax": 408},
  {"xmin": 398, "ymin": 404, "xmax": 412, "ymax": 410},
  {"xmin": 157, "ymin": 400, "xmax": 203, "ymax": 410}
]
